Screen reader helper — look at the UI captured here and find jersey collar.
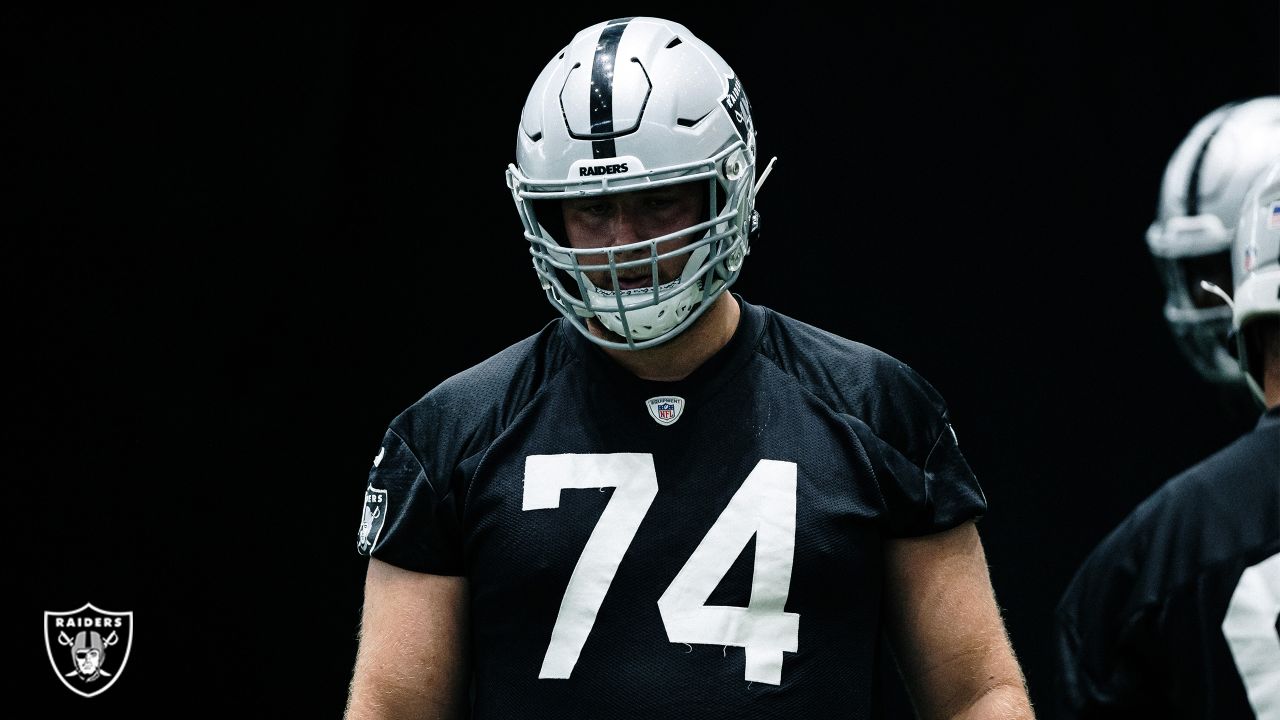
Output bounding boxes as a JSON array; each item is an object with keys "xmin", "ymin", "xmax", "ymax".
[{"xmin": 559, "ymin": 293, "xmax": 768, "ymax": 410}]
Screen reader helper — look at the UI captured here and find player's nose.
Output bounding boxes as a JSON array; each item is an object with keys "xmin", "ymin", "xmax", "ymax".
[{"xmin": 605, "ymin": 202, "xmax": 656, "ymax": 252}]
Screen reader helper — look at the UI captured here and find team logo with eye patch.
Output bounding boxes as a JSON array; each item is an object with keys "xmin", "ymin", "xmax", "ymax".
[
  {"xmin": 721, "ymin": 75, "xmax": 754, "ymax": 151},
  {"xmin": 645, "ymin": 396, "xmax": 685, "ymax": 426},
  {"xmin": 44, "ymin": 603, "xmax": 133, "ymax": 697}
]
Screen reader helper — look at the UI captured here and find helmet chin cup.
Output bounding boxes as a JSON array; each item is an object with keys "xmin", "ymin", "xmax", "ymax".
[{"xmin": 592, "ymin": 278, "xmax": 706, "ymax": 341}]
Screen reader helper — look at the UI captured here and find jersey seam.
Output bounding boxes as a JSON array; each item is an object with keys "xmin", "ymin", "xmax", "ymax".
[
  {"xmin": 1062, "ymin": 536, "xmax": 1280, "ymax": 698},
  {"xmin": 755, "ymin": 317, "xmax": 947, "ymax": 474},
  {"xmin": 1120, "ymin": 538, "xmax": 1280, "ymax": 624},
  {"xmin": 752, "ymin": 334, "xmax": 891, "ymax": 511},
  {"xmin": 920, "ymin": 420, "xmax": 948, "ymax": 476},
  {"xmin": 386, "ymin": 426, "xmax": 432, "ymax": 492},
  {"xmin": 458, "ymin": 352, "xmax": 585, "ymax": 514}
]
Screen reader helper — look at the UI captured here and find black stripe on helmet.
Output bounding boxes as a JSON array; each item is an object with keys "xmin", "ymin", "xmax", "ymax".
[
  {"xmin": 589, "ymin": 19, "xmax": 632, "ymax": 159},
  {"xmin": 1186, "ymin": 102, "xmax": 1241, "ymax": 216}
]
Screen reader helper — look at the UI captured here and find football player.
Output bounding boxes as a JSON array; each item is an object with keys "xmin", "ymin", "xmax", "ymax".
[
  {"xmin": 1054, "ymin": 155, "xmax": 1280, "ymax": 718},
  {"xmin": 346, "ymin": 17, "xmax": 1034, "ymax": 720}
]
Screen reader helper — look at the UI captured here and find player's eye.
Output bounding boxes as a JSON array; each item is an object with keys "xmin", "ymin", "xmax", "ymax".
[{"xmin": 570, "ymin": 202, "xmax": 611, "ymax": 217}]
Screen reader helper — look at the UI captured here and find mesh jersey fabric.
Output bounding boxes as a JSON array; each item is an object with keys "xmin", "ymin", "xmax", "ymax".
[
  {"xmin": 357, "ymin": 294, "xmax": 987, "ymax": 718},
  {"xmin": 1054, "ymin": 407, "xmax": 1280, "ymax": 720}
]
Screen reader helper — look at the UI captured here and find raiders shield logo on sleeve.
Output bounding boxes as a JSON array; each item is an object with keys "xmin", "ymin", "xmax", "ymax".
[{"xmin": 357, "ymin": 485, "xmax": 388, "ymax": 555}]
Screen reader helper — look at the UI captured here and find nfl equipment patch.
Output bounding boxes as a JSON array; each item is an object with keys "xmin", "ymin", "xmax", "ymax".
[{"xmin": 645, "ymin": 396, "xmax": 685, "ymax": 426}]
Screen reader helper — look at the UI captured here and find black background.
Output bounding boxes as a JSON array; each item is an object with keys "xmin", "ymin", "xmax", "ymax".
[{"xmin": 10, "ymin": 2, "xmax": 1277, "ymax": 716}]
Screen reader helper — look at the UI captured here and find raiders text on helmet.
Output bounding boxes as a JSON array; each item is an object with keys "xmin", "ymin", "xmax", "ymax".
[{"xmin": 506, "ymin": 17, "xmax": 764, "ymax": 350}]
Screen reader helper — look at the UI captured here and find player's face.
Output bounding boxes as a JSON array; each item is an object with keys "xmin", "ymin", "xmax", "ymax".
[
  {"xmin": 75, "ymin": 648, "xmax": 101, "ymax": 674},
  {"xmin": 561, "ymin": 182, "xmax": 704, "ymax": 291}
]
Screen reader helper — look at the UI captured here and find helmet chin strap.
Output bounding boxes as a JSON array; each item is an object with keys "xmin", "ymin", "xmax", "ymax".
[
  {"xmin": 753, "ymin": 156, "xmax": 777, "ymax": 200},
  {"xmin": 1199, "ymin": 280, "xmax": 1235, "ymax": 309}
]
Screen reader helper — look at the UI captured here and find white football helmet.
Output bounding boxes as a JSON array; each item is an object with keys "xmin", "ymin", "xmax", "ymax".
[
  {"xmin": 1145, "ymin": 96, "xmax": 1280, "ymax": 383},
  {"xmin": 1231, "ymin": 157, "xmax": 1280, "ymax": 404},
  {"xmin": 506, "ymin": 17, "xmax": 765, "ymax": 350}
]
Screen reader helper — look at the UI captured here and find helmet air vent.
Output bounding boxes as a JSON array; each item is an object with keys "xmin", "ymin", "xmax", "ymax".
[{"xmin": 676, "ymin": 110, "xmax": 712, "ymax": 128}]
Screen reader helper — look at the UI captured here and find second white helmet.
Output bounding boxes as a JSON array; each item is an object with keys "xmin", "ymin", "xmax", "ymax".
[{"xmin": 1145, "ymin": 96, "xmax": 1280, "ymax": 383}]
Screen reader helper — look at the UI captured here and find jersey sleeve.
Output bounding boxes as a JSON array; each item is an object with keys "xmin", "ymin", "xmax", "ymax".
[
  {"xmin": 848, "ymin": 362, "xmax": 987, "ymax": 537},
  {"xmin": 350, "ymin": 326, "xmax": 565, "ymax": 576},
  {"xmin": 355, "ymin": 425, "xmax": 464, "ymax": 575},
  {"xmin": 1053, "ymin": 529, "xmax": 1163, "ymax": 718}
]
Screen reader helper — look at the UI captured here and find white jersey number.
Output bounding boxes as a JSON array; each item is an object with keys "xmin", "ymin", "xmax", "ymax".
[
  {"xmin": 523, "ymin": 454, "xmax": 799, "ymax": 685},
  {"xmin": 1222, "ymin": 551, "xmax": 1280, "ymax": 720},
  {"xmin": 523, "ymin": 454, "xmax": 659, "ymax": 680}
]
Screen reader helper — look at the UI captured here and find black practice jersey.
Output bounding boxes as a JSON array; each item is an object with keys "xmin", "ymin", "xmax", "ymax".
[
  {"xmin": 356, "ymin": 295, "xmax": 987, "ymax": 719},
  {"xmin": 1055, "ymin": 407, "xmax": 1280, "ymax": 720}
]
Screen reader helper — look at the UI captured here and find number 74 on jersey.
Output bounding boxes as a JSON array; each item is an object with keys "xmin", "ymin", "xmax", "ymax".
[{"xmin": 523, "ymin": 453, "xmax": 800, "ymax": 685}]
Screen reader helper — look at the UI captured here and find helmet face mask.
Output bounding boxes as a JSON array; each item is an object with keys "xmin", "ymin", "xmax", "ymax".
[
  {"xmin": 507, "ymin": 17, "xmax": 760, "ymax": 350},
  {"xmin": 1146, "ymin": 97, "xmax": 1280, "ymax": 383},
  {"xmin": 1148, "ymin": 243, "xmax": 1238, "ymax": 381}
]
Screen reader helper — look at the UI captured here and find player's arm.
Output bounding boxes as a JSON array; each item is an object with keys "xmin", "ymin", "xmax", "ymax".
[
  {"xmin": 884, "ymin": 520, "xmax": 1035, "ymax": 720},
  {"xmin": 345, "ymin": 558, "xmax": 470, "ymax": 720}
]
